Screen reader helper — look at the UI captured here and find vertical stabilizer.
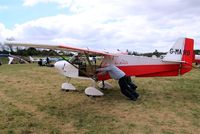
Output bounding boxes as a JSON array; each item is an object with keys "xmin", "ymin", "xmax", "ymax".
[
  {"xmin": 163, "ymin": 38, "xmax": 185, "ymax": 62},
  {"xmin": 180, "ymin": 38, "xmax": 194, "ymax": 75},
  {"xmin": 163, "ymin": 38, "xmax": 194, "ymax": 75}
]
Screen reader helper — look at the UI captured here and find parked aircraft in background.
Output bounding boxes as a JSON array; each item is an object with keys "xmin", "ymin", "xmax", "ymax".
[
  {"xmin": 29, "ymin": 56, "xmax": 63, "ymax": 66},
  {"xmin": 0, "ymin": 54, "xmax": 29, "ymax": 64},
  {"xmin": 29, "ymin": 56, "xmax": 40, "ymax": 63},
  {"xmin": 5, "ymin": 38, "xmax": 194, "ymax": 96},
  {"xmin": 194, "ymin": 55, "xmax": 200, "ymax": 66}
]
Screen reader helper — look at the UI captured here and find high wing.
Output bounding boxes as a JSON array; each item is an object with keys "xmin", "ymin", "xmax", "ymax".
[
  {"xmin": 4, "ymin": 41, "xmax": 111, "ymax": 96},
  {"xmin": 4, "ymin": 41, "xmax": 113, "ymax": 56}
]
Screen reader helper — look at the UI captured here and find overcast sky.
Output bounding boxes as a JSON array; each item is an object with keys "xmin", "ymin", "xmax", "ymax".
[{"xmin": 0, "ymin": 0, "xmax": 200, "ymax": 52}]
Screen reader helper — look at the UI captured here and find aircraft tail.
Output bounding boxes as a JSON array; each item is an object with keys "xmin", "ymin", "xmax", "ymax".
[{"xmin": 163, "ymin": 38, "xmax": 194, "ymax": 75}]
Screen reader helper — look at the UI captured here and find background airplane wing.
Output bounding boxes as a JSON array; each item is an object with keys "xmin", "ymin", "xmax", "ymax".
[{"xmin": 4, "ymin": 41, "xmax": 113, "ymax": 56}]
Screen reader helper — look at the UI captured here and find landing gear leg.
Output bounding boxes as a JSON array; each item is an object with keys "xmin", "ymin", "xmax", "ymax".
[
  {"xmin": 98, "ymin": 81, "xmax": 113, "ymax": 89},
  {"xmin": 101, "ymin": 80, "xmax": 105, "ymax": 90}
]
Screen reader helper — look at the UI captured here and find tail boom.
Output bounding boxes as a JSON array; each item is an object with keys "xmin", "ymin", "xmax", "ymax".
[{"xmin": 97, "ymin": 38, "xmax": 194, "ymax": 81}]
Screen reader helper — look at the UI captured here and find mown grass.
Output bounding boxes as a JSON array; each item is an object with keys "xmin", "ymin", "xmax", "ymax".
[
  {"xmin": 0, "ymin": 64, "xmax": 200, "ymax": 134},
  {"xmin": 0, "ymin": 57, "xmax": 8, "ymax": 64}
]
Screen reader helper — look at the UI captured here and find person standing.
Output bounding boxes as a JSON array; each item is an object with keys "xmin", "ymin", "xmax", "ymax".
[
  {"xmin": 46, "ymin": 57, "xmax": 50, "ymax": 65},
  {"xmin": 92, "ymin": 56, "xmax": 97, "ymax": 65}
]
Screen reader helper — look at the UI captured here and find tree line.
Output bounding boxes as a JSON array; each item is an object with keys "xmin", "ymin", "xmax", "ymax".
[{"xmin": 1, "ymin": 44, "xmax": 200, "ymax": 57}]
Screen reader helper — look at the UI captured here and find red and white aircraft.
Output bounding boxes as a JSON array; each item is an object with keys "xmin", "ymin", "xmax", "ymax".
[{"xmin": 5, "ymin": 38, "xmax": 194, "ymax": 96}]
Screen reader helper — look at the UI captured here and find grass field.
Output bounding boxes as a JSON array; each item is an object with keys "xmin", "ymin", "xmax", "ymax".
[
  {"xmin": 0, "ymin": 57, "xmax": 9, "ymax": 64},
  {"xmin": 0, "ymin": 64, "xmax": 200, "ymax": 134}
]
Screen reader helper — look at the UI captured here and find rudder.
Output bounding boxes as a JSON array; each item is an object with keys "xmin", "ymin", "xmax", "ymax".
[{"xmin": 180, "ymin": 38, "xmax": 194, "ymax": 75}]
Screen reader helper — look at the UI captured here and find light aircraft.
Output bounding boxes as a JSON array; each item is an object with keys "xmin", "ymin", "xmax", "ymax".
[
  {"xmin": 194, "ymin": 55, "xmax": 200, "ymax": 66},
  {"xmin": 29, "ymin": 56, "xmax": 62, "ymax": 63},
  {"xmin": 30, "ymin": 56, "xmax": 63, "ymax": 67},
  {"xmin": 4, "ymin": 38, "xmax": 194, "ymax": 96},
  {"xmin": 29, "ymin": 56, "xmax": 40, "ymax": 63},
  {"xmin": 0, "ymin": 54, "xmax": 29, "ymax": 64},
  {"xmin": 0, "ymin": 54, "xmax": 13, "ymax": 64}
]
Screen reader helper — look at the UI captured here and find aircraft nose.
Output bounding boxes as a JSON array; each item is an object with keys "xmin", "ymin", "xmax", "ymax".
[
  {"xmin": 54, "ymin": 60, "xmax": 78, "ymax": 77},
  {"xmin": 54, "ymin": 61, "xmax": 68, "ymax": 71}
]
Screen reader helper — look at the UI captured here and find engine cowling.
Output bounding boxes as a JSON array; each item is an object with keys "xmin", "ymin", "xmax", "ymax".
[{"xmin": 54, "ymin": 61, "xmax": 78, "ymax": 77}]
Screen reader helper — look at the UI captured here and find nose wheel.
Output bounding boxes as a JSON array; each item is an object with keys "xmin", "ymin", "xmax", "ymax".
[{"xmin": 60, "ymin": 76, "xmax": 104, "ymax": 96}]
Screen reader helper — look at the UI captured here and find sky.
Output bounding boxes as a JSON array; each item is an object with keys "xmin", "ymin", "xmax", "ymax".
[{"xmin": 0, "ymin": 0, "xmax": 200, "ymax": 52}]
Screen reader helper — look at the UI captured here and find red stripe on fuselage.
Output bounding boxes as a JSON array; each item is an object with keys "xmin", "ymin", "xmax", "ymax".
[{"xmin": 97, "ymin": 64, "xmax": 180, "ymax": 81}]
